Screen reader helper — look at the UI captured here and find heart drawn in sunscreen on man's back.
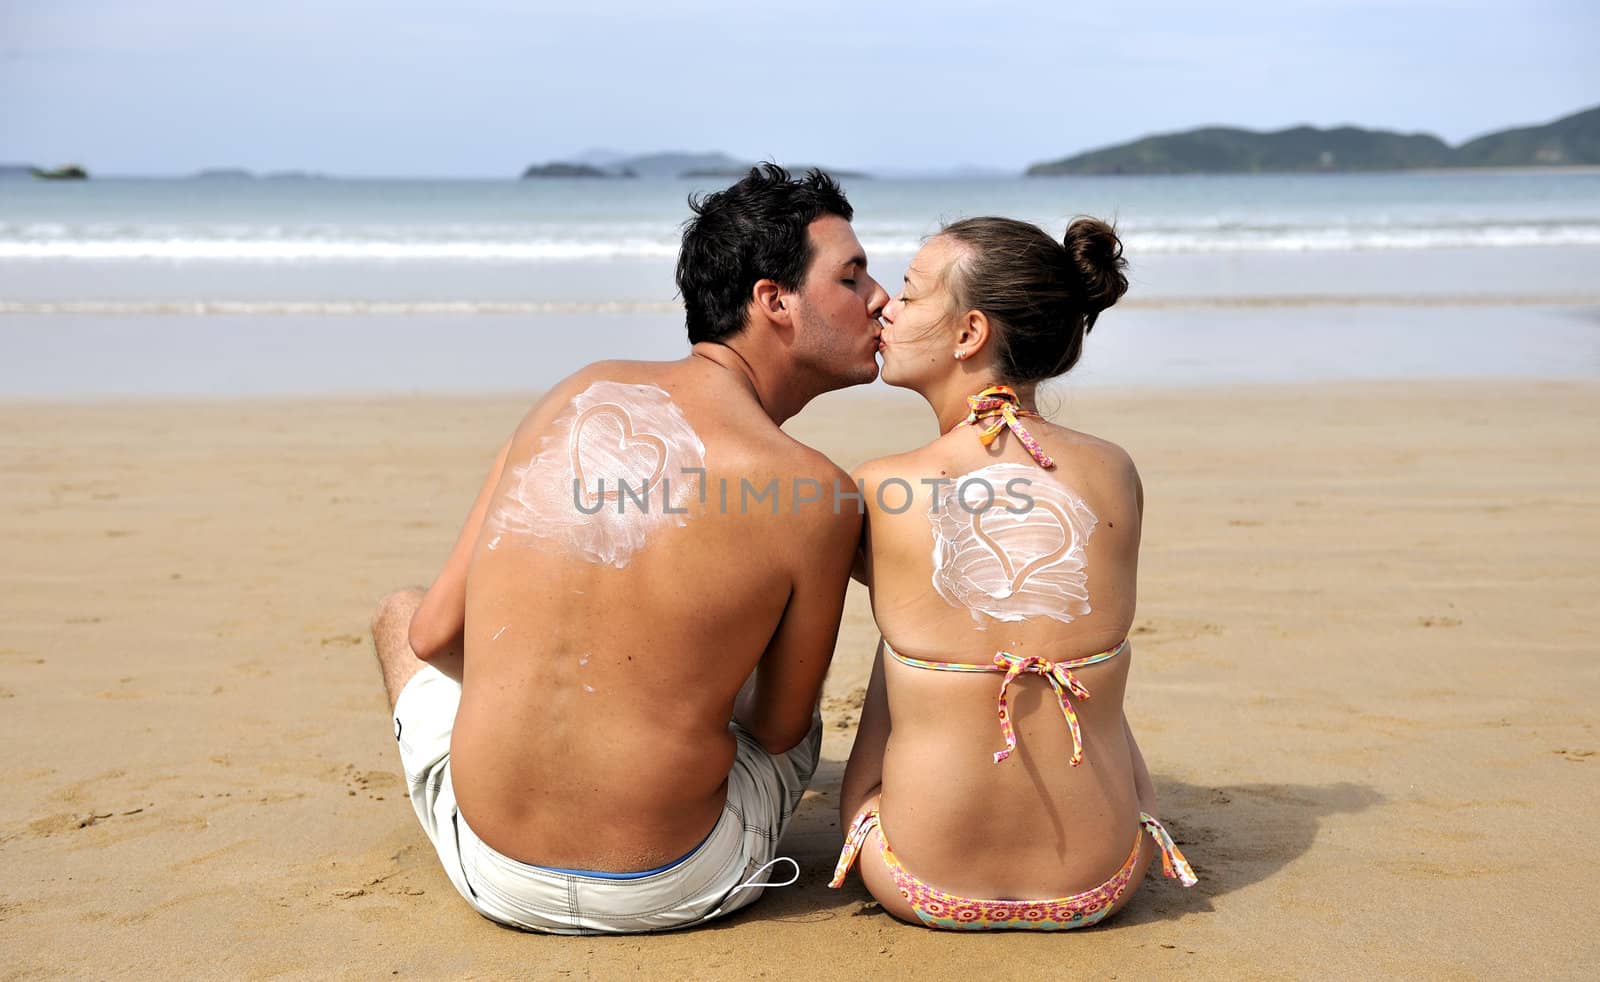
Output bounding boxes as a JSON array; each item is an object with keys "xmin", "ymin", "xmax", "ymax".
[
  {"xmin": 970, "ymin": 499, "xmax": 1075, "ymax": 600},
  {"xmin": 570, "ymin": 404, "xmax": 668, "ymax": 504}
]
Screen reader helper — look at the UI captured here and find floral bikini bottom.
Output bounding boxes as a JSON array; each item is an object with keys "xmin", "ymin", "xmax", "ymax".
[
  {"xmin": 829, "ymin": 806, "xmax": 1196, "ymax": 931},
  {"xmin": 828, "ymin": 637, "xmax": 1198, "ymax": 930}
]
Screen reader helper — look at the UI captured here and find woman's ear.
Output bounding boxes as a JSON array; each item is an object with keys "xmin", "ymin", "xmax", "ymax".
[
  {"xmin": 752, "ymin": 279, "xmax": 791, "ymax": 326},
  {"xmin": 956, "ymin": 309, "xmax": 991, "ymax": 357}
]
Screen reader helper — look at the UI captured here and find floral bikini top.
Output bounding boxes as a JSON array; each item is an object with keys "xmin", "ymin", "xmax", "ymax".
[
  {"xmin": 892, "ymin": 384, "xmax": 1127, "ymax": 769},
  {"xmin": 963, "ymin": 384, "xmax": 1056, "ymax": 469},
  {"xmin": 884, "ymin": 638, "xmax": 1127, "ymax": 767}
]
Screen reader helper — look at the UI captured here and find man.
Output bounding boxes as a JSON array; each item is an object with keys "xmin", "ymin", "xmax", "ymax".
[{"xmin": 369, "ymin": 165, "xmax": 888, "ymax": 933}]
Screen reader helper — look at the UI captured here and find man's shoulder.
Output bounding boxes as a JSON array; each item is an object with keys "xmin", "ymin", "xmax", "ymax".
[
  {"xmin": 554, "ymin": 359, "xmax": 670, "ymax": 393},
  {"xmin": 703, "ymin": 412, "xmax": 843, "ymax": 479},
  {"xmin": 509, "ymin": 359, "xmax": 681, "ymax": 429},
  {"xmin": 714, "ymin": 434, "xmax": 855, "ymax": 522},
  {"xmin": 777, "ymin": 437, "xmax": 852, "ymax": 487}
]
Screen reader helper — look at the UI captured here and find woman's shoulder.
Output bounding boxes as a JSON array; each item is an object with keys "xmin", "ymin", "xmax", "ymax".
[
  {"xmin": 852, "ymin": 446, "xmax": 935, "ymax": 485},
  {"xmin": 852, "ymin": 443, "xmax": 966, "ymax": 519},
  {"xmin": 1031, "ymin": 424, "xmax": 1143, "ymax": 521},
  {"xmin": 1040, "ymin": 423, "xmax": 1138, "ymax": 480},
  {"xmin": 854, "ymin": 429, "xmax": 1141, "ymax": 516}
]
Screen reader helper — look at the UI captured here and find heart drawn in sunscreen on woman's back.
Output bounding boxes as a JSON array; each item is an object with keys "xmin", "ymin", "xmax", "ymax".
[
  {"xmin": 570, "ymin": 403, "xmax": 668, "ymax": 504},
  {"xmin": 970, "ymin": 499, "xmax": 1075, "ymax": 600},
  {"xmin": 930, "ymin": 463, "xmax": 1096, "ymax": 624}
]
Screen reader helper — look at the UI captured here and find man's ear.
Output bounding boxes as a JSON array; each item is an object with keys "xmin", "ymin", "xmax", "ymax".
[
  {"xmin": 956, "ymin": 309, "xmax": 991, "ymax": 356},
  {"xmin": 751, "ymin": 279, "xmax": 791, "ymax": 326}
]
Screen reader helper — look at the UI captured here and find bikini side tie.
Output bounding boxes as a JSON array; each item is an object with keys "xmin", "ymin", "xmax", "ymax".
[
  {"xmin": 964, "ymin": 384, "xmax": 1055, "ymax": 469},
  {"xmin": 992, "ymin": 650, "xmax": 1092, "ymax": 766}
]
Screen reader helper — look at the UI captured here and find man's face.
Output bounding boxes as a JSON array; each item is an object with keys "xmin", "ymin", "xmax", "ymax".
[{"xmin": 787, "ymin": 215, "xmax": 888, "ymax": 388}]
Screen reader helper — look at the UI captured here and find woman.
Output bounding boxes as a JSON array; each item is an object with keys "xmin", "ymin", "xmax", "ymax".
[{"xmin": 831, "ymin": 216, "xmax": 1196, "ymax": 930}]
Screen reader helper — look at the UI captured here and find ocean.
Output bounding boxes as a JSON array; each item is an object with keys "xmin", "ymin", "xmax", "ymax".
[{"xmin": 1, "ymin": 171, "xmax": 1597, "ymax": 397}]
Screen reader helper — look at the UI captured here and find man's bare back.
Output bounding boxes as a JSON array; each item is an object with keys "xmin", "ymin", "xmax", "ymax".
[
  {"xmin": 369, "ymin": 166, "xmax": 888, "ymax": 932},
  {"xmin": 437, "ymin": 356, "xmax": 860, "ymax": 871}
]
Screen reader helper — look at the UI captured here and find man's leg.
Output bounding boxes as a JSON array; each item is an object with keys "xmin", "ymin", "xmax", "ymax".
[
  {"xmin": 370, "ymin": 588, "xmax": 479, "ymax": 913},
  {"xmin": 370, "ymin": 587, "xmax": 429, "ymax": 709},
  {"xmin": 370, "ymin": 587, "xmax": 462, "ymax": 709}
]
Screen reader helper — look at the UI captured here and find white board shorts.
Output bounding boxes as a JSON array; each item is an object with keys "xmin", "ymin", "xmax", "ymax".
[{"xmin": 392, "ymin": 665, "xmax": 822, "ymax": 934}]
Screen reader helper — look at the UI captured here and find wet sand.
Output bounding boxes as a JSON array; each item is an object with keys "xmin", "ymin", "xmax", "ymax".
[{"xmin": 2, "ymin": 380, "xmax": 1597, "ymax": 979}]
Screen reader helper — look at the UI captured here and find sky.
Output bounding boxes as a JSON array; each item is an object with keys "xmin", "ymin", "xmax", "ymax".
[{"xmin": 2, "ymin": 0, "xmax": 1596, "ymax": 177}]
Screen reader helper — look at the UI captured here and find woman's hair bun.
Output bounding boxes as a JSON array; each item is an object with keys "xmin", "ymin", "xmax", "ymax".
[
  {"xmin": 938, "ymin": 213, "xmax": 1127, "ymax": 383},
  {"xmin": 1061, "ymin": 217, "xmax": 1128, "ymax": 327}
]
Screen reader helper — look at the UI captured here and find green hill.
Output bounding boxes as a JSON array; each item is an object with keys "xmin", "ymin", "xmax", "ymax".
[
  {"xmin": 1454, "ymin": 106, "xmax": 1600, "ymax": 167},
  {"xmin": 1028, "ymin": 125, "xmax": 1451, "ymax": 175},
  {"xmin": 1027, "ymin": 104, "xmax": 1600, "ymax": 175}
]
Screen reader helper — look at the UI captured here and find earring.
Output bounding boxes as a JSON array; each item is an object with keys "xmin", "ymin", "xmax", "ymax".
[{"xmin": 954, "ymin": 350, "xmax": 965, "ymax": 360}]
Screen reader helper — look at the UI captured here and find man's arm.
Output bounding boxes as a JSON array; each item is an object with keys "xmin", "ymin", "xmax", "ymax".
[
  {"xmin": 408, "ymin": 438, "xmax": 513, "ymax": 661},
  {"xmin": 734, "ymin": 468, "xmax": 862, "ymax": 754}
]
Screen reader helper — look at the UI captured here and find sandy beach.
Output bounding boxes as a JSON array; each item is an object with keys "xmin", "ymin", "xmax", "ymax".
[{"xmin": 1, "ymin": 378, "xmax": 1595, "ymax": 979}]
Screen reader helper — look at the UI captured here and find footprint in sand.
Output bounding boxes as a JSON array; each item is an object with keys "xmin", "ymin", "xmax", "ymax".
[
  {"xmin": 342, "ymin": 765, "xmax": 400, "ymax": 800},
  {"xmin": 24, "ymin": 808, "xmax": 142, "ymax": 837},
  {"xmin": 1129, "ymin": 620, "xmax": 1226, "ymax": 644},
  {"xmin": 94, "ymin": 688, "xmax": 147, "ymax": 702},
  {"xmin": 822, "ymin": 688, "xmax": 867, "ymax": 729}
]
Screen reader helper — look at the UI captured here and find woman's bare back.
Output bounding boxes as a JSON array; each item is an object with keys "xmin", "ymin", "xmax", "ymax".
[{"xmin": 849, "ymin": 417, "xmax": 1153, "ymax": 899}]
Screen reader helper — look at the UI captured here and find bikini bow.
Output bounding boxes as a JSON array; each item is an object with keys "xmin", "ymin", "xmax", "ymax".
[
  {"xmin": 990, "ymin": 651, "xmax": 1092, "ymax": 766},
  {"xmin": 964, "ymin": 385, "xmax": 1055, "ymax": 469}
]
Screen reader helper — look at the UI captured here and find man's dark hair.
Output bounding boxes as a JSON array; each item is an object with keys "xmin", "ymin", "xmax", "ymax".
[{"xmin": 676, "ymin": 163, "xmax": 854, "ymax": 344}]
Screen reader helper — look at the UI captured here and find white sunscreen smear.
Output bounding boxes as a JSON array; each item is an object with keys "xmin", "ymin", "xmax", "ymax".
[
  {"xmin": 489, "ymin": 381, "xmax": 706, "ymax": 568},
  {"xmin": 930, "ymin": 463, "xmax": 1098, "ymax": 625}
]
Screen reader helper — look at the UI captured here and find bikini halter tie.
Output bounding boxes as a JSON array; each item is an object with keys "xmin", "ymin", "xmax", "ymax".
[
  {"xmin": 992, "ymin": 650, "xmax": 1092, "ymax": 766},
  {"xmin": 963, "ymin": 384, "xmax": 1054, "ymax": 469}
]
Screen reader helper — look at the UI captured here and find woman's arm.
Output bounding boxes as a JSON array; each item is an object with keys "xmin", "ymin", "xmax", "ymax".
[
  {"xmin": 839, "ymin": 638, "xmax": 892, "ymax": 823},
  {"xmin": 839, "ymin": 459, "xmax": 894, "ymax": 819},
  {"xmin": 407, "ymin": 438, "xmax": 513, "ymax": 661},
  {"xmin": 1124, "ymin": 714, "xmax": 1158, "ymax": 816}
]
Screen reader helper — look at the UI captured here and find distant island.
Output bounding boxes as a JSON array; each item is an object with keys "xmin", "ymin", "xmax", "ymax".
[
  {"xmin": 521, "ymin": 162, "xmax": 633, "ymax": 179},
  {"xmin": 522, "ymin": 150, "xmax": 866, "ymax": 180},
  {"xmin": 192, "ymin": 168, "xmax": 257, "ymax": 180},
  {"xmin": 27, "ymin": 164, "xmax": 90, "ymax": 181},
  {"xmin": 1026, "ymin": 104, "xmax": 1600, "ymax": 175}
]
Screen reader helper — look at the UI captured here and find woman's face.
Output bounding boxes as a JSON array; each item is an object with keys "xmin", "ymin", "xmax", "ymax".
[{"xmin": 878, "ymin": 236, "xmax": 964, "ymax": 391}]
